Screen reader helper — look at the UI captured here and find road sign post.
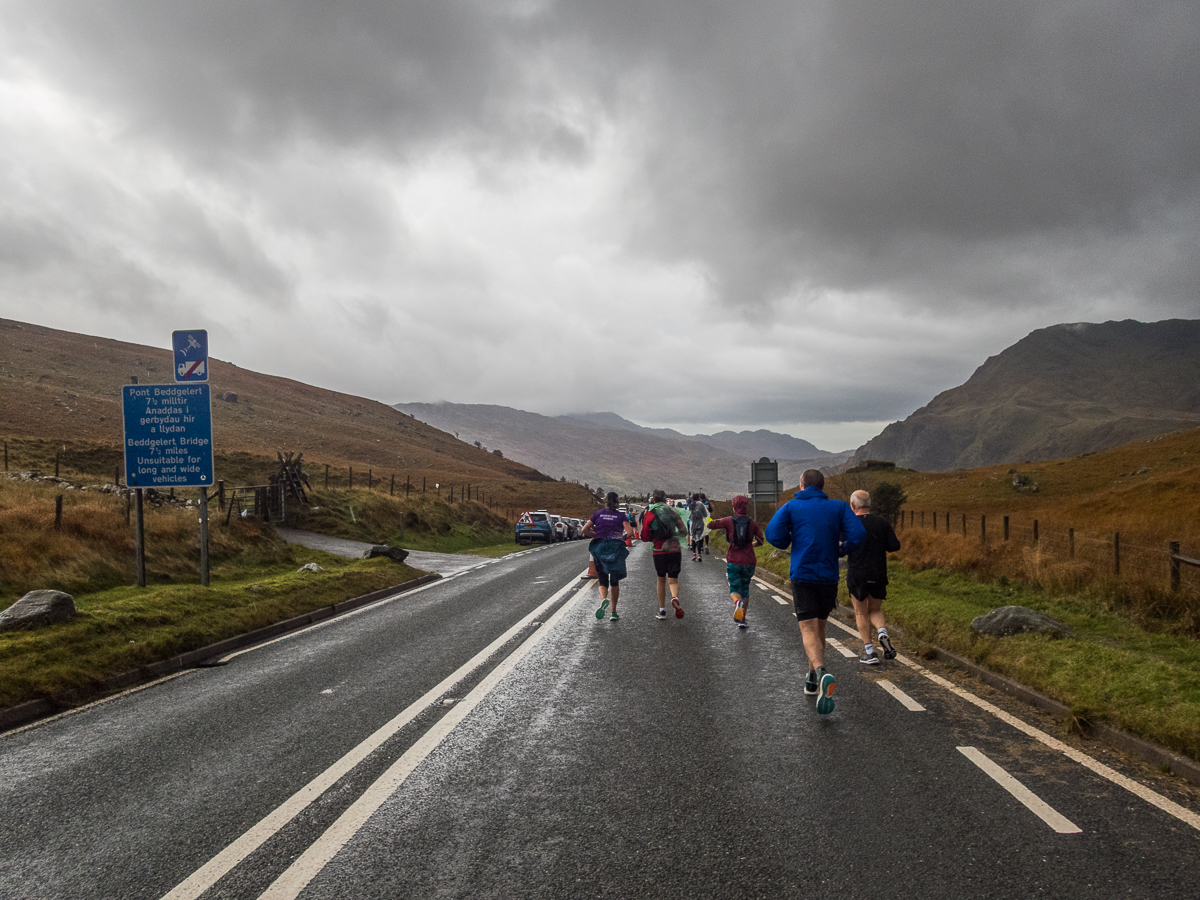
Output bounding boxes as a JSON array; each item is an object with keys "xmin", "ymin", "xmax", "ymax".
[{"xmin": 748, "ymin": 457, "xmax": 783, "ymax": 519}]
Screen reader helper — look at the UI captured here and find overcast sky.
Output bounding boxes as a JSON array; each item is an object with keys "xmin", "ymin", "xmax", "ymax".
[{"xmin": 2, "ymin": 1, "xmax": 1198, "ymax": 452}]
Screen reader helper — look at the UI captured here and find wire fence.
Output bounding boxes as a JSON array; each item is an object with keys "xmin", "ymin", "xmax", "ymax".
[{"xmin": 897, "ymin": 509, "xmax": 1200, "ymax": 626}]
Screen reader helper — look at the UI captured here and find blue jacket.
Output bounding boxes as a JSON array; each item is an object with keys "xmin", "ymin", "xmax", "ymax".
[{"xmin": 765, "ymin": 488, "xmax": 866, "ymax": 584}]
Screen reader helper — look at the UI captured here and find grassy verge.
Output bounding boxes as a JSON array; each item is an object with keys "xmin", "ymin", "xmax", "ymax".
[
  {"xmin": 737, "ymin": 532, "xmax": 1200, "ymax": 761},
  {"xmin": 0, "ymin": 552, "xmax": 423, "ymax": 710}
]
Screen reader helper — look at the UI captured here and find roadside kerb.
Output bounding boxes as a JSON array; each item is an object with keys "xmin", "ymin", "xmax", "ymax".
[
  {"xmin": 751, "ymin": 565, "xmax": 1200, "ymax": 788},
  {"xmin": 0, "ymin": 573, "xmax": 442, "ymax": 734}
]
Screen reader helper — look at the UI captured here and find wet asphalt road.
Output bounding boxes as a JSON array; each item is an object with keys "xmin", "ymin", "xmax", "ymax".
[{"xmin": 3, "ymin": 541, "xmax": 1200, "ymax": 899}]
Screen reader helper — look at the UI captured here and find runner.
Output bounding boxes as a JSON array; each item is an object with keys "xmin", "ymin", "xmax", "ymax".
[
  {"xmin": 640, "ymin": 490, "xmax": 686, "ymax": 619},
  {"xmin": 846, "ymin": 490, "xmax": 902, "ymax": 662},
  {"xmin": 706, "ymin": 494, "xmax": 764, "ymax": 629},
  {"xmin": 688, "ymin": 495, "xmax": 708, "ymax": 561},
  {"xmin": 582, "ymin": 492, "xmax": 637, "ymax": 621},
  {"xmin": 765, "ymin": 469, "xmax": 865, "ymax": 714}
]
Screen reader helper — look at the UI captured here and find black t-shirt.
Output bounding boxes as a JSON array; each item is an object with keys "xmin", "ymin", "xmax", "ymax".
[{"xmin": 846, "ymin": 513, "xmax": 901, "ymax": 585}]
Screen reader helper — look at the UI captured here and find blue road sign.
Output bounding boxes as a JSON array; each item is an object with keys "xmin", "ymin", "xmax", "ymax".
[
  {"xmin": 173, "ymin": 329, "xmax": 209, "ymax": 382},
  {"xmin": 122, "ymin": 384, "xmax": 214, "ymax": 488}
]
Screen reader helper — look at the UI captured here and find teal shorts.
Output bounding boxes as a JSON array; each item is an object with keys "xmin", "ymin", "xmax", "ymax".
[{"xmin": 726, "ymin": 563, "xmax": 755, "ymax": 597}]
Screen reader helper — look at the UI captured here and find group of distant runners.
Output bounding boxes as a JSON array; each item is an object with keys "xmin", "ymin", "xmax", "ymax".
[{"xmin": 581, "ymin": 468, "xmax": 901, "ymax": 715}]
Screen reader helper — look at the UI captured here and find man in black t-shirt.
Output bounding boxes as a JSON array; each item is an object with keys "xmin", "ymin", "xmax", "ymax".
[{"xmin": 846, "ymin": 490, "xmax": 901, "ymax": 664}]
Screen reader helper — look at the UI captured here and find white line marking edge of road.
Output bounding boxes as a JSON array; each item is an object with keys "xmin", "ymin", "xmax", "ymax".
[{"xmin": 958, "ymin": 746, "xmax": 1082, "ymax": 834}]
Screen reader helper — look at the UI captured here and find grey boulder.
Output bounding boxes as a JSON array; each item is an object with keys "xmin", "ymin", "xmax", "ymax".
[
  {"xmin": 971, "ymin": 605, "xmax": 1074, "ymax": 638},
  {"xmin": 364, "ymin": 545, "xmax": 409, "ymax": 563},
  {"xmin": 0, "ymin": 590, "xmax": 77, "ymax": 632}
]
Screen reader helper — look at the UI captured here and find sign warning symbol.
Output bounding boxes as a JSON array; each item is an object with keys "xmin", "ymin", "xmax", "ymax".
[{"xmin": 172, "ymin": 330, "xmax": 209, "ymax": 383}]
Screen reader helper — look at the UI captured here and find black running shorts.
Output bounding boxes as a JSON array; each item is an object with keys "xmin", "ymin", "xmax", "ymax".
[
  {"xmin": 653, "ymin": 551, "xmax": 683, "ymax": 579},
  {"xmin": 791, "ymin": 581, "xmax": 838, "ymax": 621},
  {"xmin": 847, "ymin": 578, "xmax": 886, "ymax": 601}
]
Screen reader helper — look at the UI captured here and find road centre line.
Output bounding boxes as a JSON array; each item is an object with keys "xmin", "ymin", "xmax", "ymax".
[
  {"xmin": 877, "ymin": 680, "xmax": 926, "ymax": 711},
  {"xmin": 958, "ymin": 746, "xmax": 1082, "ymax": 834},
  {"xmin": 257, "ymin": 567, "xmax": 587, "ymax": 900},
  {"xmin": 759, "ymin": 582, "xmax": 1200, "ymax": 831},
  {"xmin": 159, "ymin": 570, "xmax": 589, "ymax": 900}
]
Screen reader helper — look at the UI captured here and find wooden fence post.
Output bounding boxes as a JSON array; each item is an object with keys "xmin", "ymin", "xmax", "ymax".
[
  {"xmin": 3, "ymin": 440, "xmax": 6, "ymax": 471},
  {"xmin": 1114, "ymin": 532, "xmax": 1120, "ymax": 575},
  {"xmin": 1003, "ymin": 516, "xmax": 1009, "ymax": 541},
  {"xmin": 115, "ymin": 465, "xmax": 121, "ymax": 487},
  {"xmin": 1170, "ymin": 540, "xmax": 1181, "ymax": 591},
  {"xmin": 349, "ymin": 467, "xmax": 353, "ymax": 490},
  {"xmin": 962, "ymin": 513, "xmax": 966, "ymax": 536},
  {"xmin": 1069, "ymin": 528, "xmax": 1075, "ymax": 559},
  {"xmin": 946, "ymin": 513, "xmax": 950, "ymax": 534},
  {"xmin": 390, "ymin": 474, "xmax": 395, "ymax": 496},
  {"xmin": 1033, "ymin": 520, "xmax": 1039, "ymax": 544},
  {"xmin": 932, "ymin": 511, "xmax": 936, "ymax": 530},
  {"xmin": 325, "ymin": 464, "xmax": 329, "ymax": 490},
  {"xmin": 368, "ymin": 468, "xmax": 373, "ymax": 489},
  {"xmin": 981, "ymin": 514, "xmax": 986, "ymax": 545},
  {"xmin": 921, "ymin": 511, "xmax": 925, "ymax": 528}
]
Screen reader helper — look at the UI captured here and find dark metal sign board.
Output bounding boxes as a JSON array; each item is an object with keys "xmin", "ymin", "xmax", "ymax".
[
  {"xmin": 748, "ymin": 457, "xmax": 783, "ymax": 503},
  {"xmin": 122, "ymin": 384, "xmax": 214, "ymax": 488}
]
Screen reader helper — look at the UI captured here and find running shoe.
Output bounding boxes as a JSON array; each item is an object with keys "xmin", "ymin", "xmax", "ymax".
[
  {"xmin": 734, "ymin": 599, "xmax": 746, "ymax": 623},
  {"xmin": 609, "ymin": 612, "xmax": 620, "ymax": 621},
  {"xmin": 672, "ymin": 596, "xmax": 684, "ymax": 619},
  {"xmin": 859, "ymin": 650, "xmax": 880, "ymax": 665},
  {"xmin": 656, "ymin": 608, "xmax": 668, "ymax": 619},
  {"xmin": 816, "ymin": 667, "xmax": 836, "ymax": 715},
  {"xmin": 595, "ymin": 597, "xmax": 609, "ymax": 620},
  {"xmin": 878, "ymin": 632, "xmax": 897, "ymax": 660},
  {"xmin": 804, "ymin": 671, "xmax": 818, "ymax": 696},
  {"xmin": 737, "ymin": 619, "xmax": 748, "ymax": 630}
]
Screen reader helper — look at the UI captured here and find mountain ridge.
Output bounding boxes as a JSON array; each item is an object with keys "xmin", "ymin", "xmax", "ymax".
[{"xmin": 853, "ymin": 319, "xmax": 1200, "ymax": 471}]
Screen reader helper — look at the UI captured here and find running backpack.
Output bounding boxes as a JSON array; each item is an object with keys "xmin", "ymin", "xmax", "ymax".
[
  {"xmin": 650, "ymin": 505, "xmax": 685, "ymax": 541},
  {"xmin": 730, "ymin": 514, "xmax": 752, "ymax": 549}
]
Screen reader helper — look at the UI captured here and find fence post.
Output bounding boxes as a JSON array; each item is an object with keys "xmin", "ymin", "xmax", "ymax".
[
  {"xmin": 1114, "ymin": 532, "xmax": 1120, "ymax": 575},
  {"xmin": 1069, "ymin": 528, "xmax": 1075, "ymax": 559},
  {"xmin": 325, "ymin": 464, "xmax": 329, "ymax": 490},
  {"xmin": 390, "ymin": 474, "xmax": 395, "ymax": 496},
  {"xmin": 1003, "ymin": 516, "xmax": 1009, "ymax": 541},
  {"xmin": 349, "ymin": 467, "xmax": 353, "ymax": 490},
  {"xmin": 1170, "ymin": 540, "xmax": 1181, "ymax": 591},
  {"xmin": 1033, "ymin": 520, "xmax": 1039, "ymax": 544},
  {"xmin": 932, "ymin": 511, "xmax": 936, "ymax": 530},
  {"xmin": 921, "ymin": 511, "xmax": 925, "ymax": 528},
  {"xmin": 981, "ymin": 514, "xmax": 986, "ymax": 545},
  {"xmin": 114, "ymin": 465, "xmax": 121, "ymax": 487},
  {"xmin": 946, "ymin": 513, "xmax": 950, "ymax": 534},
  {"xmin": 3, "ymin": 440, "xmax": 6, "ymax": 471},
  {"xmin": 962, "ymin": 513, "xmax": 966, "ymax": 536},
  {"xmin": 423, "ymin": 477, "xmax": 426, "ymax": 494}
]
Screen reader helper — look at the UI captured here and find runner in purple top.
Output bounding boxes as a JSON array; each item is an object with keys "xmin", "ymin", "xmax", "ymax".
[{"xmin": 583, "ymin": 492, "xmax": 636, "ymax": 621}]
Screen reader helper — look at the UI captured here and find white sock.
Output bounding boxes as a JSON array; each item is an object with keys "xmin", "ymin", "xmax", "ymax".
[
  {"xmin": 864, "ymin": 642, "xmax": 875, "ymax": 655},
  {"xmin": 878, "ymin": 628, "xmax": 888, "ymax": 638}
]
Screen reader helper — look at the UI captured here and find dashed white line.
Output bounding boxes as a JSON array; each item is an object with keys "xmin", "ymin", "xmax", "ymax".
[
  {"xmin": 877, "ymin": 679, "xmax": 925, "ymax": 711},
  {"xmin": 827, "ymin": 638, "xmax": 858, "ymax": 658},
  {"xmin": 958, "ymin": 746, "xmax": 1082, "ymax": 834}
]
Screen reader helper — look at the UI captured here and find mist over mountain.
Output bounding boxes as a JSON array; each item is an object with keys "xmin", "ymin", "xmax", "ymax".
[
  {"xmin": 392, "ymin": 403, "xmax": 849, "ymax": 496},
  {"xmin": 853, "ymin": 319, "xmax": 1200, "ymax": 471}
]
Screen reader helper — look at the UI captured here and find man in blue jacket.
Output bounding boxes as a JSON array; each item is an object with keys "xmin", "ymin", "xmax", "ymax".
[{"xmin": 765, "ymin": 469, "xmax": 866, "ymax": 714}]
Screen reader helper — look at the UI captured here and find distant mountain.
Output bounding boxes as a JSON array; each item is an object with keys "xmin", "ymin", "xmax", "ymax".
[
  {"xmin": 392, "ymin": 402, "xmax": 850, "ymax": 496},
  {"xmin": 557, "ymin": 412, "xmax": 833, "ymax": 459},
  {"xmin": 853, "ymin": 319, "xmax": 1200, "ymax": 471}
]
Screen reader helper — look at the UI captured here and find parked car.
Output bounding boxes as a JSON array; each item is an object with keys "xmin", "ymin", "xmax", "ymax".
[
  {"xmin": 566, "ymin": 517, "xmax": 584, "ymax": 540},
  {"xmin": 549, "ymin": 514, "xmax": 570, "ymax": 542},
  {"xmin": 515, "ymin": 510, "xmax": 555, "ymax": 545}
]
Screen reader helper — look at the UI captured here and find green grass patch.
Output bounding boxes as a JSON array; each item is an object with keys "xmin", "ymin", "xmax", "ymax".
[
  {"xmin": 459, "ymin": 541, "xmax": 528, "ymax": 558},
  {"xmin": 0, "ymin": 551, "xmax": 424, "ymax": 710},
  {"xmin": 884, "ymin": 567, "xmax": 1200, "ymax": 761}
]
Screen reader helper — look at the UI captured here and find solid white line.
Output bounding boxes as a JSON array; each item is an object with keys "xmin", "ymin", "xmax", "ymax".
[
  {"xmin": 827, "ymin": 638, "xmax": 857, "ymax": 659},
  {"xmin": 901, "ymin": 657, "xmax": 1200, "ymax": 832},
  {"xmin": 958, "ymin": 746, "xmax": 1082, "ymax": 834},
  {"xmin": 257, "ymin": 573, "xmax": 585, "ymax": 899},
  {"xmin": 218, "ymin": 577, "xmax": 450, "ymax": 663},
  {"xmin": 877, "ymin": 680, "xmax": 926, "ymax": 711},
  {"xmin": 159, "ymin": 570, "xmax": 587, "ymax": 900}
]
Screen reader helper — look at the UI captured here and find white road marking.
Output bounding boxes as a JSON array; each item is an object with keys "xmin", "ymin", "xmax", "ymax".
[
  {"xmin": 159, "ymin": 570, "xmax": 589, "ymax": 900},
  {"xmin": 257, "ymin": 571, "xmax": 586, "ymax": 900},
  {"xmin": 771, "ymin": 587, "xmax": 1200, "ymax": 832},
  {"xmin": 877, "ymin": 680, "xmax": 925, "ymax": 711},
  {"xmin": 958, "ymin": 746, "xmax": 1082, "ymax": 834},
  {"xmin": 901, "ymin": 657, "xmax": 1200, "ymax": 833},
  {"xmin": 827, "ymin": 638, "xmax": 857, "ymax": 658}
]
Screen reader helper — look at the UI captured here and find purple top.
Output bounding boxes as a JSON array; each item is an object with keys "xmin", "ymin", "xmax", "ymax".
[{"xmin": 588, "ymin": 508, "xmax": 629, "ymax": 540}]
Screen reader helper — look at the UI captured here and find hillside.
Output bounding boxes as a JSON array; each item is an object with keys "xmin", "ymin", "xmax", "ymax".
[
  {"xmin": 853, "ymin": 319, "xmax": 1200, "ymax": 472},
  {"xmin": 0, "ymin": 318, "xmax": 595, "ymax": 514},
  {"xmin": 392, "ymin": 402, "xmax": 850, "ymax": 496}
]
